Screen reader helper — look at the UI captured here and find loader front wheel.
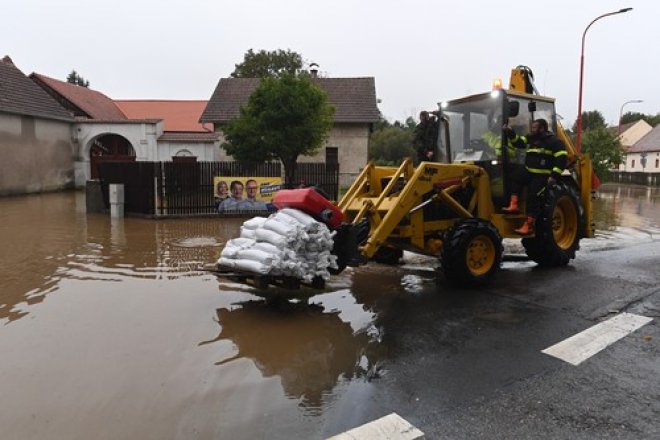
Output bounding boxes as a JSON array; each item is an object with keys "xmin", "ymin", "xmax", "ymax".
[
  {"xmin": 441, "ymin": 219, "xmax": 503, "ymax": 285},
  {"xmin": 522, "ymin": 182, "xmax": 582, "ymax": 267}
]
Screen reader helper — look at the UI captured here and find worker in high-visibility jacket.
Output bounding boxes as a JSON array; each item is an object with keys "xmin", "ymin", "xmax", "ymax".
[
  {"xmin": 502, "ymin": 118, "xmax": 568, "ymax": 234},
  {"xmin": 481, "ymin": 129, "xmax": 517, "ymax": 160}
]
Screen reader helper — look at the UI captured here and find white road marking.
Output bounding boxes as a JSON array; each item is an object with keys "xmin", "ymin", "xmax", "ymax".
[
  {"xmin": 542, "ymin": 312, "xmax": 653, "ymax": 366},
  {"xmin": 327, "ymin": 412, "xmax": 425, "ymax": 440}
]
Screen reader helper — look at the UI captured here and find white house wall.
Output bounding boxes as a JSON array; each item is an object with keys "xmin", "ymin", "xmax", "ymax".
[
  {"xmin": 215, "ymin": 122, "xmax": 370, "ymax": 187},
  {"xmin": 0, "ymin": 113, "xmax": 74, "ymax": 195},
  {"xmin": 626, "ymin": 151, "xmax": 660, "ymax": 173},
  {"xmin": 157, "ymin": 141, "xmax": 219, "ymax": 161},
  {"xmin": 74, "ymin": 121, "xmax": 162, "ymax": 186}
]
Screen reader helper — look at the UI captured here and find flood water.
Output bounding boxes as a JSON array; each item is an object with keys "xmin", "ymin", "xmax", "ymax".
[{"xmin": 0, "ymin": 184, "xmax": 658, "ymax": 439}]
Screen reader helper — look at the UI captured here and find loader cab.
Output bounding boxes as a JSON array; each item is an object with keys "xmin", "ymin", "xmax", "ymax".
[{"xmin": 437, "ymin": 90, "xmax": 557, "ymax": 204}]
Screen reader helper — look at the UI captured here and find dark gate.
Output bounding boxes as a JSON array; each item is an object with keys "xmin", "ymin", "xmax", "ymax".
[
  {"xmin": 99, "ymin": 162, "xmax": 159, "ymax": 215},
  {"xmin": 99, "ymin": 161, "xmax": 340, "ymax": 216}
]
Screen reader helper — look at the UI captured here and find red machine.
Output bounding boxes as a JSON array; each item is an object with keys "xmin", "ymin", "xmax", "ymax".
[{"xmin": 273, "ymin": 188, "xmax": 345, "ymax": 229}]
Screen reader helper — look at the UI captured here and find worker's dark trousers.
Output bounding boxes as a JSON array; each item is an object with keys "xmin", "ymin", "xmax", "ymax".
[{"xmin": 510, "ymin": 169, "xmax": 548, "ymax": 218}]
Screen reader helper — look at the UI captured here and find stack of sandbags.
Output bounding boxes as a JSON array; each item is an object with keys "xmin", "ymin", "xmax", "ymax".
[{"xmin": 217, "ymin": 208, "xmax": 338, "ymax": 282}]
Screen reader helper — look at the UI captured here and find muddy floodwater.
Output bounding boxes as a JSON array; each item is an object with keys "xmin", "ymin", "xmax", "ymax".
[{"xmin": 0, "ymin": 184, "xmax": 658, "ymax": 439}]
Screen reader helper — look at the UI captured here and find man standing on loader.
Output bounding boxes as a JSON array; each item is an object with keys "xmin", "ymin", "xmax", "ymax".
[
  {"xmin": 502, "ymin": 118, "xmax": 568, "ymax": 234},
  {"xmin": 413, "ymin": 110, "xmax": 439, "ymax": 162}
]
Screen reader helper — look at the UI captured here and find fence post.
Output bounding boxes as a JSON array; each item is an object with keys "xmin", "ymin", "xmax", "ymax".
[{"xmin": 109, "ymin": 184, "xmax": 125, "ymax": 218}]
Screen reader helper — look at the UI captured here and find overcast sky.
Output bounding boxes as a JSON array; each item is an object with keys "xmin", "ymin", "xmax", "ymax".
[{"xmin": 3, "ymin": 0, "xmax": 656, "ymax": 126}]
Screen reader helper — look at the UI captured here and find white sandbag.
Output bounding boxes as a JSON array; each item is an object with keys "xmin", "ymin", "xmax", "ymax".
[
  {"xmin": 217, "ymin": 257, "xmax": 237, "ymax": 269},
  {"xmin": 240, "ymin": 227, "xmax": 257, "ymax": 240},
  {"xmin": 255, "ymin": 228, "xmax": 292, "ymax": 247},
  {"xmin": 231, "ymin": 258, "xmax": 270, "ymax": 275},
  {"xmin": 242, "ymin": 216, "xmax": 267, "ymax": 230},
  {"xmin": 278, "ymin": 208, "xmax": 317, "ymax": 226},
  {"xmin": 252, "ymin": 242, "xmax": 281, "ymax": 255},
  {"xmin": 270, "ymin": 210, "xmax": 304, "ymax": 227},
  {"xmin": 262, "ymin": 217, "xmax": 298, "ymax": 236},
  {"xmin": 226, "ymin": 237, "xmax": 255, "ymax": 248},
  {"xmin": 221, "ymin": 208, "xmax": 339, "ymax": 281},
  {"xmin": 236, "ymin": 249, "xmax": 276, "ymax": 265},
  {"xmin": 220, "ymin": 237, "xmax": 256, "ymax": 259}
]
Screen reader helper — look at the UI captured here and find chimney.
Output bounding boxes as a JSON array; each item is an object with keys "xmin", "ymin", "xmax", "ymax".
[
  {"xmin": 309, "ymin": 62, "xmax": 319, "ymax": 78},
  {"xmin": 1, "ymin": 55, "xmax": 14, "ymax": 66}
]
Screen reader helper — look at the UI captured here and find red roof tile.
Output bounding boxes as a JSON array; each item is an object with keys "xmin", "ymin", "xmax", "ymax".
[
  {"xmin": 115, "ymin": 100, "xmax": 213, "ymax": 132},
  {"xmin": 30, "ymin": 73, "xmax": 127, "ymax": 120},
  {"xmin": 200, "ymin": 77, "xmax": 380, "ymax": 123}
]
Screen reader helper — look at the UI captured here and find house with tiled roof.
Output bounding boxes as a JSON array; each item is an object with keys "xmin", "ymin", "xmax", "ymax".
[
  {"xmin": 200, "ymin": 76, "xmax": 380, "ymax": 186},
  {"xmin": 115, "ymin": 100, "xmax": 219, "ymax": 160},
  {"xmin": 613, "ymin": 119, "xmax": 653, "ymax": 171},
  {"xmin": 0, "ymin": 56, "xmax": 74, "ymax": 195},
  {"xmin": 625, "ymin": 124, "xmax": 660, "ymax": 173},
  {"xmin": 28, "ymin": 74, "xmax": 221, "ymax": 184}
]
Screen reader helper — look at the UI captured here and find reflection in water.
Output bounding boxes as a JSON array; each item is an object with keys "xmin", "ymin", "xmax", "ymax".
[
  {"xmin": 0, "ymin": 191, "xmax": 243, "ymax": 324},
  {"xmin": 595, "ymin": 184, "xmax": 660, "ymax": 232},
  {"xmin": 201, "ymin": 300, "xmax": 383, "ymax": 413}
]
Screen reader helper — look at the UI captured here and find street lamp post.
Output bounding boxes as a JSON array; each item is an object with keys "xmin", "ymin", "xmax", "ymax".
[
  {"xmin": 618, "ymin": 99, "xmax": 643, "ymax": 135},
  {"xmin": 576, "ymin": 7, "xmax": 633, "ymax": 153}
]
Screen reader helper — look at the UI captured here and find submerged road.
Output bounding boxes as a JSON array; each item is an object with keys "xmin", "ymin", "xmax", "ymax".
[{"xmin": 0, "ymin": 186, "xmax": 658, "ymax": 439}]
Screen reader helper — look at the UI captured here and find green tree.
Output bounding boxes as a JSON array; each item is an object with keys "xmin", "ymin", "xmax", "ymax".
[
  {"xmin": 620, "ymin": 111, "xmax": 660, "ymax": 127},
  {"xmin": 221, "ymin": 74, "xmax": 334, "ymax": 184},
  {"xmin": 231, "ymin": 49, "xmax": 304, "ymax": 78},
  {"xmin": 368, "ymin": 126, "xmax": 415, "ymax": 165},
  {"xmin": 572, "ymin": 110, "xmax": 606, "ymax": 132},
  {"xmin": 66, "ymin": 70, "xmax": 90, "ymax": 87},
  {"xmin": 581, "ymin": 127, "xmax": 622, "ymax": 178}
]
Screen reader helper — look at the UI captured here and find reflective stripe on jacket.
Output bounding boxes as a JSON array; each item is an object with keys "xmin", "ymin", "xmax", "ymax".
[{"xmin": 512, "ymin": 132, "xmax": 567, "ymax": 178}]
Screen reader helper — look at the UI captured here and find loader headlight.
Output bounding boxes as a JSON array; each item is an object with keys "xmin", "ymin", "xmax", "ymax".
[{"xmin": 490, "ymin": 90, "xmax": 500, "ymax": 99}]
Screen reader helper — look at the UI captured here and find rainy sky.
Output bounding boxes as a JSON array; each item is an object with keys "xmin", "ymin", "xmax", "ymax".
[{"xmin": 2, "ymin": 0, "xmax": 656, "ymax": 125}]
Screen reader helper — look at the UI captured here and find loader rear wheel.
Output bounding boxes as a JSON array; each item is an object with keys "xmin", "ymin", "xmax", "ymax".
[
  {"xmin": 441, "ymin": 219, "xmax": 503, "ymax": 285},
  {"xmin": 522, "ymin": 182, "xmax": 582, "ymax": 267}
]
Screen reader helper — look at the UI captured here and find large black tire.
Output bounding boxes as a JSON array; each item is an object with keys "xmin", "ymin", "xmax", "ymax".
[
  {"xmin": 441, "ymin": 218, "xmax": 503, "ymax": 285},
  {"xmin": 522, "ymin": 181, "xmax": 583, "ymax": 267},
  {"xmin": 372, "ymin": 246, "xmax": 404, "ymax": 265}
]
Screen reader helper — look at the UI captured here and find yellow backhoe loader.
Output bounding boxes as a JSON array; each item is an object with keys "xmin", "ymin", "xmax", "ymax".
[{"xmin": 327, "ymin": 65, "xmax": 595, "ymax": 284}]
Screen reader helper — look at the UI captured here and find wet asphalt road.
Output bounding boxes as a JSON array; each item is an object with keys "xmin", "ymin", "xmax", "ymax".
[{"xmin": 336, "ymin": 240, "xmax": 660, "ymax": 439}]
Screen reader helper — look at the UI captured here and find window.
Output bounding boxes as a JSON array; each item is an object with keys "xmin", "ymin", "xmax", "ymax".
[
  {"xmin": 656, "ymin": 159, "xmax": 659, "ymax": 168},
  {"xmin": 326, "ymin": 147, "xmax": 338, "ymax": 165},
  {"xmin": 631, "ymin": 159, "xmax": 635, "ymax": 168}
]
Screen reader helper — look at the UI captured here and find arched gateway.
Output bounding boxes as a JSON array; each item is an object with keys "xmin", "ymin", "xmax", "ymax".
[{"xmin": 89, "ymin": 133, "xmax": 136, "ymax": 179}]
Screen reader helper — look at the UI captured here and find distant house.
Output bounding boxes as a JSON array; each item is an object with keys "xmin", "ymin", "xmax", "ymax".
[
  {"xmin": 30, "ymin": 74, "xmax": 219, "ymax": 184},
  {"xmin": 625, "ymin": 124, "xmax": 660, "ymax": 173},
  {"xmin": 200, "ymin": 76, "xmax": 380, "ymax": 187},
  {"xmin": 115, "ymin": 100, "xmax": 218, "ymax": 161},
  {"xmin": 613, "ymin": 120, "xmax": 653, "ymax": 171},
  {"xmin": 0, "ymin": 56, "xmax": 74, "ymax": 195}
]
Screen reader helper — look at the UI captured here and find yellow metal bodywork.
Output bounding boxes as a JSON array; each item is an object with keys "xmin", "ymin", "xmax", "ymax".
[{"xmin": 337, "ymin": 159, "xmax": 533, "ymax": 259}]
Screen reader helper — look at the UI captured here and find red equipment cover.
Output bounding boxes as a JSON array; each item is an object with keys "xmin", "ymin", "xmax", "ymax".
[{"xmin": 273, "ymin": 188, "xmax": 345, "ymax": 229}]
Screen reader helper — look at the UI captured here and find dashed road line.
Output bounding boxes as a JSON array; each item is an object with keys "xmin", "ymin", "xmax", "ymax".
[
  {"xmin": 327, "ymin": 412, "xmax": 425, "ymax": 440},
  {"xmin": 542, "ymin": 312, "xmax": 653, "ymax": 366}
]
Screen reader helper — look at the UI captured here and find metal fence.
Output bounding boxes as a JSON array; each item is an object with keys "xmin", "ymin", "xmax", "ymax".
[
  {"xmin": 99, "ymin": 161, "xmax": 339, "ymax": 216},
  {"xmin": 608, "ymin": 171, "xmax": 660, "ymax": 187}
]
